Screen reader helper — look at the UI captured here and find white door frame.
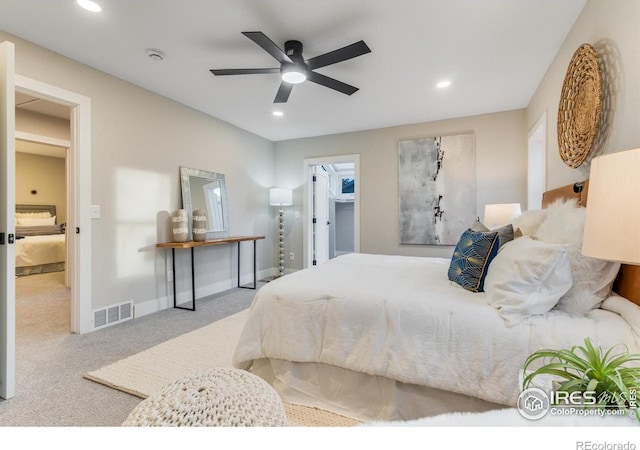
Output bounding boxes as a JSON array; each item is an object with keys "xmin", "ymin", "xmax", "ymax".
[
  {"xmin": 15, "ymin": 74, "xmax": 92, "ymax": 334},
  {"xmin": 527, "ymin": 112, "xmax": 547, "ymax": 210},
  {"xmin": 302, "ymin": 154, "xmax": 360, "ymax": 269}
]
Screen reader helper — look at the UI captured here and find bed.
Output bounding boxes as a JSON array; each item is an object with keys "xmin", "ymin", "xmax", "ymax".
[
  {"xmin": 232, "ymin": 183, "xmax": 640, "ymax": 422},
  {"xmin": 15, "ymin": 204, "xmax": 66, "ymax": 276}
]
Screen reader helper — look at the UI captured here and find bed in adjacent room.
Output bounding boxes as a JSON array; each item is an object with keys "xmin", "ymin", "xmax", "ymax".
[
  {"xmin": 15, "ymin": 204, "xmax": 66, "ymax": 276},
  {"xmin": 232, "ymin": 182, "xmax": 640, "ymax": 422}
]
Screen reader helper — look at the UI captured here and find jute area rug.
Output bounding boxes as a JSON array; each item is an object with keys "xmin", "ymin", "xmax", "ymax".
[{"xmin": 84, "ymin": 309, "xmax": 360, "ymax": 427}]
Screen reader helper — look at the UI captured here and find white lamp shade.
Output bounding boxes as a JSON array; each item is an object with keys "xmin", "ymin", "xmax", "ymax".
[
  {"xmin": 582, "ymin": 148, "xmax": 640, "ymax": 265},
  {"xmin": 269, "ymin": 187, "xmax": 293, "ymax": 206},
  {"xmin": 483, "ymin": 203, "xmax": 522, "ymax": 229}
]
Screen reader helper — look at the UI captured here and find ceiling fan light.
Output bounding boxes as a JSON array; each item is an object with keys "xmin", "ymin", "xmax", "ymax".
[
  {"xmin": 281, "ymin": 70, "xmax": 306, "ymax": 84},
  {"xmin": 77, "ymin": 0, "xmax": 101, "ymax": 12}
]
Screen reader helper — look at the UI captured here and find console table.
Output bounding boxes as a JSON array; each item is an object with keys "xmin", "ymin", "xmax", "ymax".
[{"xmin": 157, "ymin": 236, "xmax": 265, "ymax": 311}]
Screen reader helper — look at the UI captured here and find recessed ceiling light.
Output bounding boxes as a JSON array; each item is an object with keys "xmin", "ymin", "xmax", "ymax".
[
  {"xmin": 437, "ymin": 80, "xmax": 451, "ymax": 89},
  {"xmin": 273, "ymin": 111, "xmax": 284, "ymax": 117},
  {"xmin": 146, "ymin": 49, "xmax": 164, "ymax": 62},
  {"xmin": 77, "ymin": 0, "xmax": 101, "ymax": 12}
]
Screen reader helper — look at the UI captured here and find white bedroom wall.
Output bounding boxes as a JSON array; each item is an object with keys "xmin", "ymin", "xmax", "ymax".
[
  {"xmin": 274, "ymin": 109, "xmax": 527, "ymax": 270},
  {"xmin": 2, "ymin": 29, "xmax": 275, "ymax": 315},
  {"xmin": 526, "ymin": 0, "xmax": 640, "ymax": 189}
]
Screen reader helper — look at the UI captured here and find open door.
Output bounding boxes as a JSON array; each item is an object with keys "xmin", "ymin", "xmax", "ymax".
[
  {"xmin": 0, "ymin": 41, "xmax": 16, "ymax": 400},
  {"xmin": 312, "ymin": 166, "xmax": 329, "ymax": 265}
]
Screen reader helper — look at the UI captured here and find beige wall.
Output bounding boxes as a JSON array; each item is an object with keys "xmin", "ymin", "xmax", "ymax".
[
  {"xmin": 2, "ymin": 30, "xmax": 275, "ymax": 313},
  {"xmin": 527, "ymin": 0, "xmax": 640, "ymax": 189},
  {"xmin": 15, "ymin": 151, "xmax": 66, "ymax": 222},
  {"xmin": 274, "ymin": 109, "xmax": 527, "ymax": 270}
]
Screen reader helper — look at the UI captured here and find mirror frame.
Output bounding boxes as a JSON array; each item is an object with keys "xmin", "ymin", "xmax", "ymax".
[{"xmin": 180, "ymin": 166, "xmax": 230, "ymax": 240}]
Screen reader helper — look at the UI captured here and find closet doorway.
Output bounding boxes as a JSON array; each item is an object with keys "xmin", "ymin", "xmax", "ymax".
[{"xmin": 303, "ymin": 155, "xmax": 360, "ymax": 268}]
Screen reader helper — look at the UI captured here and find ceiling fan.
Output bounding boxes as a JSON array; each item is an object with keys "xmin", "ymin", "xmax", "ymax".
[{"xmin": 210, "ymin": 32, "xmax": 371, "ymax": 103}]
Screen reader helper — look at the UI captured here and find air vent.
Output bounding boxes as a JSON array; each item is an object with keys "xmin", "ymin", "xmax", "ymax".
[{"xmin": 93, "ymin": 300, "xmax": 134, "ymax": 330}]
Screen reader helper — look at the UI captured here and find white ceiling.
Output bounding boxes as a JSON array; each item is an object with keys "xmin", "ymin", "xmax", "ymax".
[{"xmin": 0, "ymin": 0, "xmax": 586, "ymax": 142}]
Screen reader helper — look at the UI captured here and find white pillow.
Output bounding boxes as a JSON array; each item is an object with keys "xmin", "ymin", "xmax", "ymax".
[
  {"xmin": 484, "ymin": 236, "xmax": 573, "ymax": 326},
  {"xmin": 601, "ymin": 295, "xmax": 640, "ymax": 336},
  {"xmin": 511, "ymin": 209, "xmax": 546, "ymax": 236},
  {"xmin": 534, "ymin": 199, "xmax": 620, "ymax": 314},
  {"xmin": 17, "ymin": 215, "xmax": 56, "ymax": 226},
  {"xmin": 15, "ymin": 211, "xmax": 51, "ymax": 218}
]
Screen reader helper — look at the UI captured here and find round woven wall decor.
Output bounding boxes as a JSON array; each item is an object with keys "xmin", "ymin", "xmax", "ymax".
[{"xmin": 557, "ymin": 43, "xmax": 602, "ymax": 168}]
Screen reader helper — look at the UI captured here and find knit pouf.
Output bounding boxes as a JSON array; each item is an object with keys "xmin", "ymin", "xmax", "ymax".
[{"xmin": 122, "ymin": 368, "xmax": 288, "ymax": 426}]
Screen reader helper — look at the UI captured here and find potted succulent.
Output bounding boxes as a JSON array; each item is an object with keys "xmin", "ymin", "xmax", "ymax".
[{"xmin": 522, "ymin": 337, "xmax": 640, "ymax": 420}]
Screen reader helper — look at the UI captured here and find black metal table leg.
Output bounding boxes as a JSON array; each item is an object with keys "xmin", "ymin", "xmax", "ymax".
[
  {"xmin": 239, "ymin": 239, "xmax": 258, "ymax": 290},
  {"xmin": 174, "ymin": 247, "xmax": 196, "ymax": 311},
  {"xmin": 172, "ymin": 248, "xmax": 176, "ymax": 308}
]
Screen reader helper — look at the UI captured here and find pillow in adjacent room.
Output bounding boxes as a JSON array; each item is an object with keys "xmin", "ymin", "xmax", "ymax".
[
  {"xmin": 533, "ymin": 199, "xmax": 620, "ymax": 314},
  {"xmin": 484, "ymin": 236, "xmax": 573, "ymax": 326},
  {"xmin": 15, "ymin": 211, "xmax": 51, "ymax": 219},
  {"xmin": 448, "ymin": 229, "xmax": 500, "ymax": 293},
  {"xmin": 17, "ymin": 215, "xmax": 56, "ymax": 226}
]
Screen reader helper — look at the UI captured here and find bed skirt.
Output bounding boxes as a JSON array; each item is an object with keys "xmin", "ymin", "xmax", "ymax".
[{"xmin": 251, "ymin": 358, "xmax": 505, "ymax": 422}]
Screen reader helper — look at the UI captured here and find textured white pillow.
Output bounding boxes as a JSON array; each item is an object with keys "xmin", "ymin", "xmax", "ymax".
[
  {"xmin": 534, "ymin": 199, "xmax": 620, "ymax": 314},
  {"xmin": 484, "ymin": 236, "xmax": 573, "ymax": 326},
  {"xmin": 601, "ymin": 295, "xmax": 640, "ymax": 336},
  {"xmin": 15, "ymin": 211, "xmax": 51, "ymax": 218},
  {"xmin": 511, "ymin": 209, "xmax": 546, "ymax": 236},
  {"xmin": 17, "ymin": 215, "xmax": 56, "ymax": 226}
]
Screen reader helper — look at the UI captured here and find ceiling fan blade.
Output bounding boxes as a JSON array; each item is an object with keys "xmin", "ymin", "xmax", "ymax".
[
  {"xmin": 274, "ymin": 82, "xmax": 294, "ymax": 103},
  {"xmin": 306, "ymin": 40, "xmax": 371, "ymax": 70},
  {"xmin": 307, "ymin": 71, "xmax": 359, "ymax": 96},
  {"xmin": 242, "ymin": 31, "xmax": 292, "ymax": 65},
  {"xmin": 210, "ymin": 68, "xmax": 280, "ymax": 76}
]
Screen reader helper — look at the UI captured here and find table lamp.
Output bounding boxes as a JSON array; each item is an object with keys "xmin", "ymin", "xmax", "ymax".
[
  {"xmin": 582, "ymin": 148, "xmax": 640, "ymax": 304},
  {"xmin": 483, "ymin": 203, "xmax": 522, "ymax": 229},
  {"xmin": 269, "ymin": 187, "xmax": 293, "ymax": 278}
]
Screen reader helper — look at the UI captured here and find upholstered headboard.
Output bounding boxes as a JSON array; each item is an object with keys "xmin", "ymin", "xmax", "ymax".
[
  {"xmin": 542, "ymin": 181, "xmax": 640, "ymax": 306},
  {"xmin": 16, "ymin": 204, "xmax": 57, "ymax": 218}
]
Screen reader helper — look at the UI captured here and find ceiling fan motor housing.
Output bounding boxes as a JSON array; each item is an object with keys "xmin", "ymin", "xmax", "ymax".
[
  {"xmin": 284, "ymin": 40, "xmax": 304, "ymax": 59},
  {"xmin": 281, "ymin": 40, "xmax": 307, "ymax": 81}
]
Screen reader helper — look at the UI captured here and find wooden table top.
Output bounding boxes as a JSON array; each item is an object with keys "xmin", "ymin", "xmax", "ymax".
[{"xmin": 156, "ymin": 235, "xmax": 265, "ymax": 249}]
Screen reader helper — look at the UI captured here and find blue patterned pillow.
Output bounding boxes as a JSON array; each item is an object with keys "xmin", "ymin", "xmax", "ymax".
[{"xmin": 448, "ymin": 229, "xmax": 500, "ymax": 292}]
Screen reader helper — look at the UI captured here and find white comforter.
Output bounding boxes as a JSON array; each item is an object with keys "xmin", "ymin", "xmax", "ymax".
[
  {"xmin": 233, "ymin": 253, "xmax": 640, "ymax": 406},
  {"xmin": 16, "ymin": 234, "xmax": 66, "ymax": 268}
]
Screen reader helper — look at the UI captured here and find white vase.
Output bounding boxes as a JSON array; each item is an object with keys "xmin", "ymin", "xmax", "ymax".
[
  {"xmin": 192, "ymin": 209, "xmax": 207, "ymax": 242},
  {"xmin": 172, "ymin": 209, "xmax": 188, "ymax": 242}
]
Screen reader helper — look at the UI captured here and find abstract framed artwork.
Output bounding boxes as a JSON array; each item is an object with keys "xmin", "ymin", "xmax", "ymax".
[{"xmin": 398, "ymin": 133, "xmax": 476, "ymax": 245}]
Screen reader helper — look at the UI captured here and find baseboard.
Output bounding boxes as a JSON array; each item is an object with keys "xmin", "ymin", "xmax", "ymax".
[{"xmin": 134, "ymin": 268, "xmax": 274, "ymax": 318}]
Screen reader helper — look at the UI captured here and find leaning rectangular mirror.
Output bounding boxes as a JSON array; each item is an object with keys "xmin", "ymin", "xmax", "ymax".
[{"xmin": 180, "ymin": 166, "xmax": 229, "ymax": 240}]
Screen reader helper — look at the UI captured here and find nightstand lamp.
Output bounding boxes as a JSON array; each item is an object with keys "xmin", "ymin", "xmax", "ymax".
[
  {"xmin": 483, "ymin": 203, "xmax": 522, "ymax": 229},
  {"xmin": 269, "ymin": 187, "xmax": 293, "ymax": 278},
  {"xmin": 582, "ymin": 148, "xmax": 640, "ymax": 304}
]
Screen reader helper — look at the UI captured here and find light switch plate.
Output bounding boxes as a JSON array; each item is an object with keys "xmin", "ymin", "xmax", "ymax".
[{"xmin": 91, "ymin": 205, "xmax": 101, "ymax": 219}]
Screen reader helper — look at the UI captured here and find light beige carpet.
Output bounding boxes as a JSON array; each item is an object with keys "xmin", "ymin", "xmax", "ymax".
[{"xmin": 85, "ymin": 309, "xmax": 360, "ymax": 427}]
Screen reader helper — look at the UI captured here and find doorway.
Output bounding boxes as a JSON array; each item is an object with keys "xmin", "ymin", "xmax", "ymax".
[
  {"xmin": 303, "ymin": 155, "xmax": 360, "ymax": 268},
  {"xmin": 15, "ymin": 127, "xmax": 71, "ymax": 337},
  {"xmin": 14, "ymin": 74, "xmax": 93, "ymax": 337}
]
